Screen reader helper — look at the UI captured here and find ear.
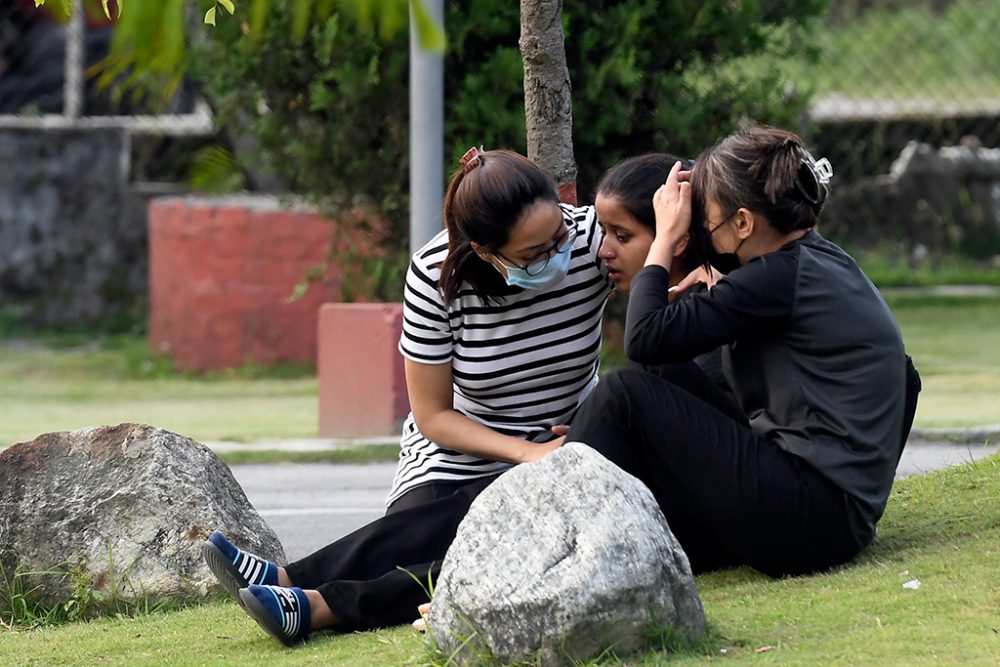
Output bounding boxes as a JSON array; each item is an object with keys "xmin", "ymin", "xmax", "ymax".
[
  {"xmin": 470, "ymin": 241, "xmax": 491, "ymax": 261},
  {"xmin": 672, "ymin": 234, "xmax": 689, "ymax": 258},
  {"xmin": 733, "ymin": 208, "xmax": 755, "ymax": 239}
]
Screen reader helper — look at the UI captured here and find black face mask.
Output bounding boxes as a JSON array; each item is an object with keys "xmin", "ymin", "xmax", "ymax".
[
  {"xmin": 707, "ymin": 249, "xmax": 742, "ymax": 275},
  {"xmin": 706, "ymin": 227, "xmax": 746, "ymax": 275}
]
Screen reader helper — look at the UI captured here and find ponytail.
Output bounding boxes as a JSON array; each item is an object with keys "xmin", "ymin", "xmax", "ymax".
[{"xmin": 691, "ymin": 126, "xmax": 833, "ymax": 235}]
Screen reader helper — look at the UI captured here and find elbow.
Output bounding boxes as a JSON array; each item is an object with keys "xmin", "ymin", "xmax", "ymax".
[{"xmin": 623, "ymin": 335, "xmax": 656, "ymax": 365}]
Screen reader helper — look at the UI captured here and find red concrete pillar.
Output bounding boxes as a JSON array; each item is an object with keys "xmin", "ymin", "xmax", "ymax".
[{"xmin": 318, "ymin": 303, "xmax": 410, "ymax": 438}]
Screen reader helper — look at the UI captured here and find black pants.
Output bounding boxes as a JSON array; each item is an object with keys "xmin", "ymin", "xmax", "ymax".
[
  {"xmin": 283, "ymin": 474, "xmax": 496, "ymax": 631},
  {"xmin": 566, "ymin": 364, "xmax": 863, "ymax": 577}
]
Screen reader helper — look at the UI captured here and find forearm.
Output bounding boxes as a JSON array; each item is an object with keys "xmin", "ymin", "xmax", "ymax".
[
  {"xmin": 643, "ymin": 236, "xmax": 680, "ymax": 271},
  {"xmin": 417, "ymin": 409, "xmax": 539, "ymax": 464}
]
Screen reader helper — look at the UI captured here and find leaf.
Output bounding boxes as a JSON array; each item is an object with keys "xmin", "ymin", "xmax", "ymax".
[
  {"xmin": 204, "ymin": 6, "xmax": 217, "ymax": 26},
  {"xmin": 411, "ymin": 0, "xmax": 445, "ymax": 52},
  {"xmin": 218, "ymin": 0, "xmax": 236, "ymax": 14},
  {"xmin": 291, "ymin": 0, "xmax": 314, "ymax": 44},
  {"xmin": 249, "ymin": 0, "xmax": 271, "ymax": 45}
]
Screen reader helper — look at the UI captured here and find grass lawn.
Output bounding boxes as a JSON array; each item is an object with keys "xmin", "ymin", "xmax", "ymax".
[
  {"xmin": 883, "ymin": 293, "xmax": 1000, "ymax": 428},
  {"xmin": 0, "ymin": 337, "xmax": 317, "ymax": 447},
  {"xmin": 2, "ymin": 453, "xmax": 997, "ymax": 665},
  {"xmin": 0, "ymin": 292, "xmax": 997, "ymax": 448}
]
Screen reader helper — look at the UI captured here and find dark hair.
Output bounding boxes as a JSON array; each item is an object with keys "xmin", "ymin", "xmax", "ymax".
[
  {"xmin": 438, "ymin": 150, "xmax": 559, "ymax": 305},
  {"xmin": 690, "ymin": 126, "xmax": 829, "ymax": 238},
  {"xmin": 595, "ymin": 152, "xmax": 702, "ymax": 276}
]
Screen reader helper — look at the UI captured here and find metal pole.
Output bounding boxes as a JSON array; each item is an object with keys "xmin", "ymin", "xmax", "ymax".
[
  {"xmin": 63, "ymin": 0, "xmax": 85, "ymax": 120},
  {"xmin": 408, "ymin": 0, "xmax": 445, "ymax": 256}
]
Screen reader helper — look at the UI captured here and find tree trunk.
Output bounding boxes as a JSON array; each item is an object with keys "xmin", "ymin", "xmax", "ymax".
[{"xmin": 519, "ymin": 0, "xmax": 577, "ymax": 204}]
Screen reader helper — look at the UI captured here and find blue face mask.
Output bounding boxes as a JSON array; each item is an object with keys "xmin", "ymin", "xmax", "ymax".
[{"xmin": 496, "ymin": 242, "xmax": 572, "ymax": 291}]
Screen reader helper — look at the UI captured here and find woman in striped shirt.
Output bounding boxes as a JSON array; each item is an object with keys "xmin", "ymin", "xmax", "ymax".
[{"xmin": 387, "ymin": 147, "xmax": 612, "ymax": 508}]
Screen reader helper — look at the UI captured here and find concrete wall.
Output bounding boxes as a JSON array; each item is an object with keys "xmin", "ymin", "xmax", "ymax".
[
  {"xmin": 821, "ymin": 140, "xmax": 1000, "ymax": 262},
  {"xmin": 0, "ymin": 127, "xmax": 147, "ymax": 326}
]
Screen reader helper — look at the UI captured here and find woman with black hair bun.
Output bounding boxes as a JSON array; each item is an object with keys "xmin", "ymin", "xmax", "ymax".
[{"xmin": 568, "ymin": 126, "xmax": 920, "ymax": 577}]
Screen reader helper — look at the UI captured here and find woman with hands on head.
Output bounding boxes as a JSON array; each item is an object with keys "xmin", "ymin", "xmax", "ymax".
[{"xmin": 567, "ymin": 126, "xmax": 919, "ymax": 577}]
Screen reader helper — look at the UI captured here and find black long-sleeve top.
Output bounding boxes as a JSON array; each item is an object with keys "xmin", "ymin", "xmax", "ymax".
[{"xmin": 627, "ymin": 230, "xmax": 906, "ymax": 547}]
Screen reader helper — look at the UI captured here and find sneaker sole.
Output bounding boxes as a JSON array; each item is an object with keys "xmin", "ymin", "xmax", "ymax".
[
  {"xmin": 201, "ymin": 540, "xmax": 248, "ymax": 606},
  {"xmin": 239, "ymin": 588, "xmax": 303, "ymax": 647}
]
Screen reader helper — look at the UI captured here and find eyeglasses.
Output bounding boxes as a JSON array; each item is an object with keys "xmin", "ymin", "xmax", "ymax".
[
  {"xmin": 706, "ymin": 211, "xmax": 737, "ymax": 235},
  {"xmin": 494, "ymin": 222, "xmax": 578, "ymax": 276}
]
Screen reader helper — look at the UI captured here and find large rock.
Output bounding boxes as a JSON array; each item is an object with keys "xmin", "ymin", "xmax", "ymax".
[
  {"xmin": 427, "ymin": 443, "xmax": 705, "ymax": 665},
  {"xmin": 0, "ymin": 423, "xmax": 284, "ymax": 605}
]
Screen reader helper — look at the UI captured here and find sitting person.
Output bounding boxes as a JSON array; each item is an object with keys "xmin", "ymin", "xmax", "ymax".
[
  {"xmin": 566, "ymin": 126, "xmax": 919, "ymax": 576},
  {"xmin": 200, "ymin": 150, "xmax": 708, "ymax": 645}
]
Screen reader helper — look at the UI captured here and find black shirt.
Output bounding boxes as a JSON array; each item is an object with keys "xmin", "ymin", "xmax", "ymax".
[{"xmin": 626, "ymin": 230, "xmax": 906, "ymax": 547}]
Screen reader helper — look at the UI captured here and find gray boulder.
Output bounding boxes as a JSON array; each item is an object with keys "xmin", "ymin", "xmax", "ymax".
[
  {"xmin": 427, "ymin": 442, "xmax": 705, "ymax": 665},
  {"xmin": 0, "ymin": 423, "xmax": 284, "ymax": 605}
]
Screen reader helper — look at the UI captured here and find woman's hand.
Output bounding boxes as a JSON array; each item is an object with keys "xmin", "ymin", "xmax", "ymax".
[
  {"xmin": 672, "ymin": 264, "xmax": 722, "ymax": 296},
  {"xmin": 645, "ymin": 161, "xmax": 692, "ymax": 270},
  {"xmin": 520, "ymin": 437, "xmax": 564, "ymax": 463}
]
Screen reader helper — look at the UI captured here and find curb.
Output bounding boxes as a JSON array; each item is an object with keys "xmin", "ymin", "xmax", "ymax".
[
  {"xmin": 204, "ymin": 437, "xmax": 398, "ymax": 453},
  {"xmin": 907, "ymin": 425, "xmax": 1000, "ymax": 445}
]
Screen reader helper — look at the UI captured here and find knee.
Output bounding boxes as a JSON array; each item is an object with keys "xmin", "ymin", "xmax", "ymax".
[{"xmin": 601, "ymin": 366, "xmax": 650, "ymax": 393}]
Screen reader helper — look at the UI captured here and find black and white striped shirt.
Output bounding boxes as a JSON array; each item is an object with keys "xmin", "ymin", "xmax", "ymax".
[{"xmin": 387, "ymin": 203, "xmax": 612, "ymax": 506}]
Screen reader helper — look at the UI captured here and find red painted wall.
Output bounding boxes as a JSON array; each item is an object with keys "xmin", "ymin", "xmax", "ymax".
[{"xmin": 148, "ymin": 196, "xmax": 343, "ymax": 371}]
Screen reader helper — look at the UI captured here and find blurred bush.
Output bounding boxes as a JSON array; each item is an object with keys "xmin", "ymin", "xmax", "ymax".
[{"xmin": 191, "ymin": 0, "xmax": 826, "ymax": 253}]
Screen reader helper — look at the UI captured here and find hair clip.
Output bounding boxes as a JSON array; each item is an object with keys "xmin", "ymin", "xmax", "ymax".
[
  {"xmin": 460, "ymin": 145, "xmax": 486, "ymax": 174},
  {"xmin": 796, "ymin": 153, "xmax": 834, "ymax": 209}
]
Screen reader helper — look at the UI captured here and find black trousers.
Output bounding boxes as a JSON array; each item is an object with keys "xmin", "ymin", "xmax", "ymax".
[
  {"xmin": 566, "ymin": 364, "xmax": 863, "ymax": 577},
  {"xmin": 283, "ymin": 474, "xmax": 496, "ymax": 631}
]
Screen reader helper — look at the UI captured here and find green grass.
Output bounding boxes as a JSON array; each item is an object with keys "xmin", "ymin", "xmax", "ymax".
[
  {"xmin": 0, "ymin": 336, "xmax": 317, "ymax": 447},
  {"xmin": 859, "ymin": 256, "xmax": 1000, "ymax": 288},
  {"xmin": 1, "ymin": 292, "xmax": 997, "ymax": 448},
  {"xmin": 217, "ymin": 444, "xmax": 400, "ymax": 466},
  {"xmin": 2, "ymin": 454, "xmax": 997, "ymax": 665},
  {"xmin": 884, "ymin": 293, "xmax": 1000, "ymax": 428}
]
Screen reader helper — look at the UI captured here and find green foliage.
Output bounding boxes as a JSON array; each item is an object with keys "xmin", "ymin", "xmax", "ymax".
[
  {"xmin": 793, "ymin": 0, "xmax": 1000, "ymax": 100},
  {"xmin": 0, "ymin": 546, "xmax": 172, "ymax": 630},
  {"xmin": 191, "ymin": 0, "xmax": 825, "ymax": 293},
  {"xmin": 191, "ymin": 3, "xmax": 410, "ymax": 262},
  {"xmin": 187, "ymin": 145, "xmax": 247, "ymax": 193},
  {"xmin": 442, "ymin": 0, "xmax": 828, "ymax": 193}
]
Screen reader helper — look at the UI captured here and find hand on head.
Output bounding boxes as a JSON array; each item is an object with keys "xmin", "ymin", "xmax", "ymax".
[{"xmin": 652, "ymin": 161, "xmax": 693, "ymax": 247}]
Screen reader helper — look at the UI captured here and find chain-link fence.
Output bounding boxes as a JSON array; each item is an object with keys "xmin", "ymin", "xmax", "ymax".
[{"xmin": 798, "ymin": 0, "xmax": 1000, "ymax": 264}]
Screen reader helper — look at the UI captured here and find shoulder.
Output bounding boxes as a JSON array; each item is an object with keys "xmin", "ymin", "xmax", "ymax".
[
  {"xmin": 723, "ymin": 241, "xmax": 800, "ymax": 286},
  {"xmin": 409, "ymin": 228, "xmax": 450, "ymax": 282},
  {"xmin": 559, "ymin": 202, "xmax": 596, "ymax": 230}
]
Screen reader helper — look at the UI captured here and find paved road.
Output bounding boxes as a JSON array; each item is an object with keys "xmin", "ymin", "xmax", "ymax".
[
  {"xmin": 230, "ymin": 462, "xmax": 395, "ymax": 561},
  {"xmin": 231, "ymin": 440, "xmax": 999, "ymax": 562}
]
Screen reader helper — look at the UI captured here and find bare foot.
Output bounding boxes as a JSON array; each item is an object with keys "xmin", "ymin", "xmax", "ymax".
[{"xmin": 412, "ymin": 602, "xmax": 431, "ymax": 632}]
